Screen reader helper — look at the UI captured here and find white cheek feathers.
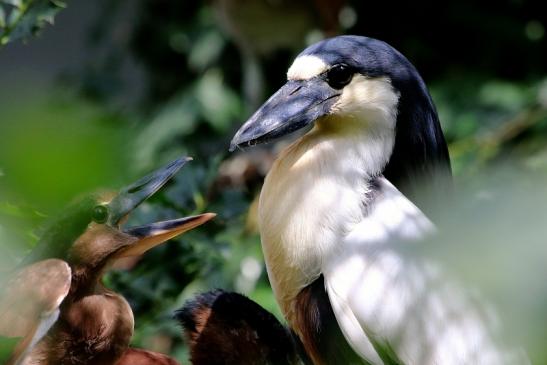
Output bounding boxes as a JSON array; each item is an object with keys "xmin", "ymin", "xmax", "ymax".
[
  {"xmin": 287, "ymin": 55, "xmax": 328, "ymax": 80},
  {"xmin": 329, "ymin": 75, "xmax": 400, "ymax": 130}
]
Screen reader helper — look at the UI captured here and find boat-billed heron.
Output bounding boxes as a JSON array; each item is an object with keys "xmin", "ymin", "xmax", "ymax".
[
  {"xmin": 230, "ymin": 36, "xmax": 527, "ymax": 364},
  {"xmin": 0, "ymin": 157, "xmax": 215, "ymax": 365}
]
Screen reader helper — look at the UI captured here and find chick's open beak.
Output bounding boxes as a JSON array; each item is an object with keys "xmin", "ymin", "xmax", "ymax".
[
  {"xmin": 106, "ymin": 156, "xmax": 215, "ymax": 258},
  {"xmin": 118, "ymin": 213, "xmax": 216, "ymax": 258},
  {"xmin": 107, "ymin": 156, "xmax": 192, "ymax": 226}
]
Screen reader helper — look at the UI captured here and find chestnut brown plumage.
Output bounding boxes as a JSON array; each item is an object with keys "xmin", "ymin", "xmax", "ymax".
[
  {"xmin": 0, "ymin": 157, "xmax": 215, "ymax": 365},
  {"xmin": 115, "ymin": 348, "xmax": 180, "ymax": 365},
  {"xmin": 176, "ymin": 290, "xmax": 302, "ymax": 365}
]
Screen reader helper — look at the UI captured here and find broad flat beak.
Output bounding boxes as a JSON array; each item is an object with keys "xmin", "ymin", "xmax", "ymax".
[
  {"xmin": 230, "ymin": 79, "xmax": 339, "ymax": 151},
  {"xmin": 108, "ymin": 157, "xmax": 191, "ymax": 225},
  {"xmin": 117, "ymin": 213, "xmax": 216, "ymax": 257}
]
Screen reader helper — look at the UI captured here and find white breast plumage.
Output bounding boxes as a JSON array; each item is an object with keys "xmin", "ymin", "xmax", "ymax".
[
  {"xmin": 324, "ymin": 179, "xmax": 528, "ymax": 364},
  {"xmin": 261, "ymin": 142, "xmax": 528, "ymax": 364}
]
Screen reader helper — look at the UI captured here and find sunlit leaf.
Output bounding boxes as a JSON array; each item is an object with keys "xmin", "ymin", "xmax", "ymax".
[
  {"xmin": 188, "ymin": 30, "xmax": 225, "ymax": 71},
  {"xmin": 0, "ymin": 0, "xmax": 66, "ymax": 46},
  {"xmin": 0, "ymin": 6, "xmax": 6, "ymax": 28},
  {"xmin": 479, "ymin": 81, "xmax": 532, "ymax": 111},
  {"xmin": 196, "ymin": 68, "xmax": 242, "ymax": 133},
  {"xmin": 6, "ymin": 5, "xmax": 18, "ymax": 26},
  {"xmin": 134, "ymin": 94, "xmax": 199, "ymax": 172},
  {"xmin": 49, "ymin": 0, "xmax": 65, "ymax": 8},
  {"xmin": 1, "ymin": 0, "xmax": 22, "ymax": 9}
]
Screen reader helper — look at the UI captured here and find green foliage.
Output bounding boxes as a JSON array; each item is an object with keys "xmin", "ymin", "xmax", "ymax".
[
  {"xmin": 0, "ymin": 94, "xmax": 129, "ymax": 213},
  {"xmin": 0, "ymin": 0, "xmax": 65, "ymax": 46},
  {"xmin": 0, "ymin": 92, "xmax": 132, "ymax": 274},
  {"xmin": 432, "ymin": 77, "xmax": 547, "ymax": 177},
  {"xmin": 0, "ymin": 336, "xmax": 19, "ymax": 363}
]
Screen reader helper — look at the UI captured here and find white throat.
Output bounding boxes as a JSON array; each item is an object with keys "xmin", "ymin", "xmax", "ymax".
[{"xmin": 258, "ymin": 111, "xmax": 396, "ymax": 321}]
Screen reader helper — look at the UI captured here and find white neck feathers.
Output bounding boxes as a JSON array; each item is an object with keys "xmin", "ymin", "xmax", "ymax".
[
  {"xmin": 258, "ymin": 74, "xmax": 399, "ymax": 321},
  {"xmin": 258, "ymin": 120, "xmax": 394, "ymax": 321}
]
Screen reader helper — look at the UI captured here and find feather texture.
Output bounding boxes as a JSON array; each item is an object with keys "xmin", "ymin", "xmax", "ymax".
[
  {"xmin": 259, "ymin": 124, "xmax": 527, "ymax": 364},
  {"xmin": 324, "ymin": 179, "xmax": 528, "ymax": 364}
]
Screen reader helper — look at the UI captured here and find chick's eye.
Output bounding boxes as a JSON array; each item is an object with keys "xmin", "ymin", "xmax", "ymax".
[
  {"xmin": 92, "ymin": 205, "xmax": 109, "ymax": 224},
  {"xmin": 326, "ymin": 64, "xmax": 353, "ymax": 89}
]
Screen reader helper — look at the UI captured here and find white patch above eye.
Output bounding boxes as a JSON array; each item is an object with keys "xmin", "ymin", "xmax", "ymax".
[{"xmin": 287, "ymin": 55, "xmax": 328, "ymax": 80}]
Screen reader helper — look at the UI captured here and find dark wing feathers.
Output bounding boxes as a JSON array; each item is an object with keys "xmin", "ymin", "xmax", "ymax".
[
  {"xmin": 176, "ymin": 289, "xmax": 299, "ymax": 365},
  {"xmin": 294, "ymin": 275, "xmax": 369, "ymax": 365}
]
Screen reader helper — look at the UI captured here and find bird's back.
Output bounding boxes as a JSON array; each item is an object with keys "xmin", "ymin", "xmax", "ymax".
[{"xmin": 22, "ymin": 288, "xmax": 134, "ymax": 365}]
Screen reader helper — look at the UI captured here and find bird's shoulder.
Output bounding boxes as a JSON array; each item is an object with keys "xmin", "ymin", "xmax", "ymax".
[
  {"xmin": 0, "ymin": 259, "xmax": 71, "ymax": 365},
  {"xmin": 347, "ymin": 176, "xmax": 434, "ymax": 247},
  {"xmin": 0, "ymin": 259, "xmax": 71, "ymax": 338}
]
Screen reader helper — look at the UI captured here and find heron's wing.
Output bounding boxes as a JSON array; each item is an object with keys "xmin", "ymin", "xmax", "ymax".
[
  {"xmin": 324, "ymin": 178, "xmax": 526, "ymax": 365},
  {"xmin": 0, "ymin": 259, "xmax": 71, "ymax": 365}
]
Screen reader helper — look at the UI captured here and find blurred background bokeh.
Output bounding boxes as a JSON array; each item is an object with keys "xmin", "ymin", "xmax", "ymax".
[{"xmin": 1, "ymin": 0, "xmax": 546, "ymax": 363}]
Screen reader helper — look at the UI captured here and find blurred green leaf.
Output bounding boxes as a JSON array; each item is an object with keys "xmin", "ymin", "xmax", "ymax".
[
  {"xmin": 0, "ymin": 336, "xmax": 19, "ymax": 363},
  {"xmin": 134, "ymin": 95, "xmax": 199, "ymax": 172},
  {"xmin": 0, "ymin": 6, "xmax": 6, "ymax": 28},
  {"xmin": 188, "ymin": 30, "xmax": 225, "ymax": 71},
  {"xmin": 49, "ymin": 0, "xmax": 65, "ymax": 7},
  {"xmin": 0, "ymin": 201, "xmax": 43, "ymax": 219},
  {"xmin": 479, "ymin": 81, "xmax": 532, "ymax": 111},
  {"xmin": 1, "ymin": 0, "xmax": 22, "ymax": 8},
  {"xmin": 0, "ymin": 93, "xmax": 130, "ymax": 213},
  {"xmin": 196, "ymin": 68, "xmax": 242, "ymax": 133},
  {"xmin": 6, "ymin": 5, "xmax": 19, "ymax": 26}
]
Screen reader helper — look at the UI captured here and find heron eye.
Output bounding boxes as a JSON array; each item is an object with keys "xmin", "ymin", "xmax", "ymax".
[
  {"xmin": 326, "ymin": 64, "xmax": 353, "ymax": 89},
  {"xmin": 92, "ymin": 205, "xmax": 109, "ymax": 224}
]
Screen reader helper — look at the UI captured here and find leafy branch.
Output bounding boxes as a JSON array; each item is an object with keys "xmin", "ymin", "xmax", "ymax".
[{"xmin": 0, "ymin": 0, "xmax": 65, "ymax": 47}]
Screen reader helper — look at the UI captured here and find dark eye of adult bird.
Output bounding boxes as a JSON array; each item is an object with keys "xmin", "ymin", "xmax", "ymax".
[
  {"xmin": 229, "ymin": 35, "xmax": 527, "ymax": 364},
  {"xmin": 325, "ymin": 64, "xmax": 353, "ymax": 89}
]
